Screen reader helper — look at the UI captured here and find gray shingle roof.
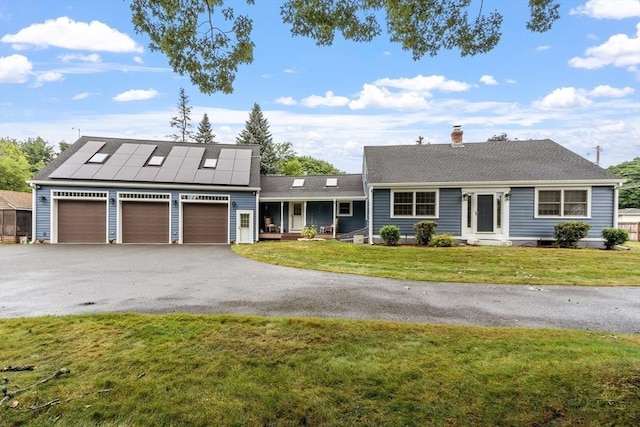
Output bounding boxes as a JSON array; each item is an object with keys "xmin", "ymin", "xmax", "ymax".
[
  {"xmin": 363, "ymin": 139, "xmax": 619, "ymax": 184},
  {"xmin": 32, "ymin": 136, "xmax": 261, "ymax": 188},
  {"xmin": 260, "ymin": 174, "xmax": 366, "ymax": 199}
]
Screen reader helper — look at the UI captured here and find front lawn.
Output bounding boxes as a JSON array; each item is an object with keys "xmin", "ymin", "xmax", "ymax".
[
  {"xmin": 2, "ymin": 314, "xmax": 639, "ymax": 426},
  {"xmin": 233, "ymin": 241, "xmax": 640, "ymax": 286}
]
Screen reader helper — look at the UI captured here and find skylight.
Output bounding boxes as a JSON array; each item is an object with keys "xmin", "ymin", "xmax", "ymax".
[
  {"xmin": 204, "ymin": 158, "xmax": 218, "ymax": 168},
  {"xmin": 326, "ymin": 178, "xmax": 338, "ymax": 187},
  {"xmin": 88, "ymin": 153, "xmax": 108, "ymax": 164},
  {"xmin": 147, "ymin": 156, "xmax": 165, "ymax": 166},
  {"xmin": 292, "ymin": 178, "xmax": 305, "ymax": 187}
]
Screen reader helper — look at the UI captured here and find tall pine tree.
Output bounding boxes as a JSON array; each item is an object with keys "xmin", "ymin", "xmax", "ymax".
[
  {"xmin": 169, "ymin": 87, "xmax": 194, "ymax": 142},
  {"xmin": 236, "ymin": 103, "xmax": 278, "ymax": 175},
  {"xmin": 195, "ymin": 113, "xmax": 217, "ymax": 143}
]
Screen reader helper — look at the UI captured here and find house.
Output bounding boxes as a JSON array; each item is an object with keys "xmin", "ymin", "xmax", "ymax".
[
  {"xmin": 29, "ymin": 136, "xmax": 261, "ymax": 244},
  {"xmin": 30, "ymin": 129, "xmax": 623, "ymax": 247},
  {"xmin": 259, "ymin": 174, "xmax": 367, "ymax": 238},
  {"xmin": 0, "ymin": 190, "xmax": 32, "ymax": 243},
  {"xmin": 363, "ymin": 126, "xmax": 623, "ymax": 246}
]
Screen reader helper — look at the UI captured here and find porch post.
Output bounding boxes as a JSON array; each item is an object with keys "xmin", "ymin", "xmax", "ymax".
[
  {"xmin": 280, "ymin": 201, "xmax": 284, "ymax": 232},
  {"xmin": 333, "ymin": 198, "xmax": 336, "ymax": 238}
]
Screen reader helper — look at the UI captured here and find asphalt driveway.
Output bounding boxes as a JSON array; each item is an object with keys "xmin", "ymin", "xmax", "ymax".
[{"xmin": 1, "ymin": 244, "xmax": 638, "ymax": 333}]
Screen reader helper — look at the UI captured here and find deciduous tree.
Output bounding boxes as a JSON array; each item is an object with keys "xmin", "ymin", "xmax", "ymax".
[
  {"xmin": 0, "ymin": 139, "xmax": 31, "ymax": 192},
  {"xmin": 608, "ymin": 157, "xmax": 640, "ymax": 209},
  {"xmin": 131, "ymin": 0, "xmax": 559, "ymax": 94},
  {"xmin": 19, "ymin": 137, "xmax": 55, "ymax": 174}
]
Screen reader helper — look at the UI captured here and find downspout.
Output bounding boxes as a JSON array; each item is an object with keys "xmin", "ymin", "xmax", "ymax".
[
  {"xmin": 368, "ymin": 185, "xmax": 374, "ymax": 244},
  {"xmin": 255, "ymin": 191, "xmax": 260, "ymax": 243},
  {"xmin": 332, "ymin": 198, "xmax": 336, "ymax": 238},
  {"xmin": 29, "ymin": 183, "xmax": 37, "ymax": 243},
  {"xmin": 613, "ymin": 182, "xmax": 621, "ymax": 228}
]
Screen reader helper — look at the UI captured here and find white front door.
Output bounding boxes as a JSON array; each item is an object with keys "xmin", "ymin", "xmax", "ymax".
[
  {"xmin": 291, "ymin": 202, "xmax": 304, "ymax": 231},
  {"xmin": 462, "ymin": 189, "xmax": 509, "ymax": 241},
  {"xmin": 236, "ymin": 210, "xmax": 253, "ymax": 244}
]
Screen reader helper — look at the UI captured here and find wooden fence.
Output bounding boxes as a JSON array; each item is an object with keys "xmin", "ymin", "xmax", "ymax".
[{"xmin": 618, "ymin": 222, "xmax": 639, "ymax": 242}]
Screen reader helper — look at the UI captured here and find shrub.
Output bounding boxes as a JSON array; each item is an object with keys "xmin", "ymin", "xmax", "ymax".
[
  {"xmin": 602, "ymin": 227, "xmax": 629, "ymax": 249},
  {"xmin": 379, "ymin": 225, "xmax": 400, "ymax": 246},
  {"xmin": 553, "ymin": 221, "xmax": 591, "ymax": 248},
  {"xmin": 301, "ymin": 224, "xmax": 317, "ymax": 239},
  {"xmin": 413, "ymin": 220, "xmax": 438, "ymax": 246},
  {"xmin": 431, "ymin": 233, "xmax": 455, "ymax": 247}
]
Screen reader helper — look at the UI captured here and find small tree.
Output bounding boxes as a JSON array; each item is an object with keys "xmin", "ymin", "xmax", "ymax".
[
  {"xmin": 380, "ymin": 225, "xmax": 400, "ymax": 246},
  {"xmin": 602, "ymin": 228, "xmax": 629, "ymax": 249},
  {"xmin": 169, "ymin": 87, "xmax": 194, "ymax": 142},
  {"xmin": 553, "ymin": 221, "xmax": 591, "ymax": 249},
  {"xmin": 195, "ymin": 113, "xmax": 217, "ymax": 144},
  {"xmin": 413, "ymin": 220, "xmax": 438, "ymax": 246}
]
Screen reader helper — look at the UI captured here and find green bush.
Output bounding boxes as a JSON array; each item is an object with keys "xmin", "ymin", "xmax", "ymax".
[
  {"xmin": 553, "ymin": 221, "xmax": 591, "ymax": 248},
  {"xmin": 602, "ymin": 227, "xmax": 629, "ymax": 249},
  {"xmin": 413, "ymin": 220, "xmax": 438, "ymax": 246},
  {"xmin": 431, "ymin": 233, "xmax": 455, "ymax": 247},
  {"xmin": 379, "ymin": 225, "xmax": 401, "ymax": 246}
]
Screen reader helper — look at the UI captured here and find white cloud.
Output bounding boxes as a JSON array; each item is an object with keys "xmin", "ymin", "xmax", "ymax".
[
  {"xmin": 570, "ymin": 0, "xmax": 640, "ymax": 19},
  {"xmin": 348, "ymin": 84, "xmax": 430, "ymax": 110},
  {"xmin": 506, "ymin": 79, "xmax": 517, "ymax": 84},
  {"xmin": 33, "ymin": 71, "xmax": 63, "ymax": 87},
  {"xmin": 589, "ymin": 85, "xmax": 635, "ymax": 97},
  {"xmin": 569, "ymin": 23, "xmax": 640, "ymax": 69},
  {"xmin": 283, "ymin": 68, "xmax": 298, "ymax": 74},
  {"xmin": 133, "ymin": 56, "xmax": 143, "ymax": 64},
  {"xmin": 533, "ymin": 87, "xmax": 593, "ymax": 109},
  {"xmin": 374, "ymin": 74, "xmax": 471, "ymax": 95},
  {"xmin": 536, "ymin": 45, "xmax": 551, "ymax": 51},
  {"xmin": 72, "ymin": 92, "xmax": 90, "ymax": 100},
  {"xmin": 59, "ymin": 53, "xmax": 101, "ymax": 63},
  {"xmin": 0, "ymin": 54, "xmax": 32, "ymax": 83},
  {"xmin": 1, "ymin": 17, "xmax": 143, "ymax": 53},
  {"xmin": 300, "ymin": 91, "xmax": 349, "ymax": 108},
  {"xmin": 480, "ymin": 75, "xmax": 498, "ymax": 85},
  {"xmin": 275, "ymin": 96, "xmax": 297, "ymax": 106},
  {"xmin": 112, "ymin": 89, "xmax": 159, "ymax": 102}
]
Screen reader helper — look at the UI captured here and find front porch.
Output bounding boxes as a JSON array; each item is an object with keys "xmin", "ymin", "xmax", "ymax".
[{"xmin": 259, "ymin": 231, "xmax": 337, "ymax": 241}]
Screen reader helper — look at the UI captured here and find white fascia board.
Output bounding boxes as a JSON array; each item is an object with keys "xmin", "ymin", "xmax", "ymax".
[
  {"xmin": 29, "ymin": 180, "xmax": 260, "ymax": 193},
  {"xmin": 260, "ymin": 196, "xmax": 367, "ymax": 202},
  {"xmin": 367, "ymin": 179, "xmax": 622, "ymax": 188}
]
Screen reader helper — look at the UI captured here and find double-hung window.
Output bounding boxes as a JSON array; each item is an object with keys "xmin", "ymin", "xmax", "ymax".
[
  {"xmin": 337, "ymin": 201, "xmax": 352, "ymax": 216},
  {"xmin": 392, "ymin": 190, "xmax": 438, "ymax": 217},
  {"xmin": 536, "ymin": 189, "xmax": 589, "ymax": 218}
]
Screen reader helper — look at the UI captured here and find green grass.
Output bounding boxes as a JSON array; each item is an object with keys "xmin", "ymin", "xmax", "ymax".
[
  {"xmin": 233, "ymin": 241, "xmax": 640, "ymax": 286},
  {"xmin": 1, "ymin": 314, "xmax": 639, "ymax": 426}
]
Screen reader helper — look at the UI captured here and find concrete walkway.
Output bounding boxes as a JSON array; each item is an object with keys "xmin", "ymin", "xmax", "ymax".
[{"xmin": 1, "ymin": 245, "xmax": 638, "ymax": 333}]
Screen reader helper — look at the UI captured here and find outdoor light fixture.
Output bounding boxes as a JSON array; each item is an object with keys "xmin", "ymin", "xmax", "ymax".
[
  {"xmin": 231, "ymin": 201, "xmax": 237, "ymax": 208},
  {"xmin": 109, "ymin": 197, "xmax": 115, "ymax": 204},
  {"xmin": 505, "ymin": 192, "xmax": 512, "ymax": 200},
  {"xmin": 39, "ymin": 195, "xmax": 46, "ymax": 202},
  {"xmin": 173, "ymin": 200, "xmax": 178, "ymax": 206}
]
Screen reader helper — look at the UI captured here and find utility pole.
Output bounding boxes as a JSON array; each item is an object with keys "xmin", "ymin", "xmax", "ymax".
[{"xmin": 594, "ymin": 145, "xmax": 603, "ymax": 165}]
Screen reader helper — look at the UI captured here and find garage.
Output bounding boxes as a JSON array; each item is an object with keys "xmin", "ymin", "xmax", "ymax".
[
  {"xmin": 122, "ymin": 201, "xmax": 169, "ymax": 243},
  {"xmin": 57, "ymin": 200, "xmax": 107, "ymax": 243},
  {"xmin": 182, "ymin": 203, "xmax": 228, "ymax": 243}
]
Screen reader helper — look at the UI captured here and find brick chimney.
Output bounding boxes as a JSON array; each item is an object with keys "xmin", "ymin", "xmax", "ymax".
[{"xmin": 451, "ymin": 125, "xmax": 463, "ymax": 146}]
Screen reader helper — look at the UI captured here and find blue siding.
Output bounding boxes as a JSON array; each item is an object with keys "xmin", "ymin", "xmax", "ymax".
[
  {"xmin": 510, "ymin": 186, "xmax": 615, "ymax": 239},
  {"xmin": 35, "ymin": 185, "xmax": 256, "ymax": 243},
  {"xmin": 337, "ymin": 200, "xmax": 367, "ymax": 233},
  {"xmin": 305, "ymin": 201, "xmax": 333, "ymax": 228},
  {"xmin": 372, "ymin": 188, "xmax": 461, "ymax": 237}
]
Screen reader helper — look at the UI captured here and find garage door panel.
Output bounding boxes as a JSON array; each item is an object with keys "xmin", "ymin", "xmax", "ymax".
[
  {"xmin": 122, "ymin": 201, "xmax": 169, "ymax": 243},
  {"xmin": 58, "ymin": 200, "xmax": 106, "ymax": 243},
  {"xmin": 183, "ymin": 203, "xmax": 227, "ymax": 243}
]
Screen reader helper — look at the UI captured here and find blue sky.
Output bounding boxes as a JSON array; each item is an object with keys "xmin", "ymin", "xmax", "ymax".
[{"xmin": 1, "ymin": 0, "xmax": 639, "ymax": 173}]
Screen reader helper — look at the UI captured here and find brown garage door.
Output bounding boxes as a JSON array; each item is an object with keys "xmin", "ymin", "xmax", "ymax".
[
  {"xmin": 58, "ymin": 200, "xmax": 106, "ymax": 243},
  {"xmin": 122, "ymin": 201, "xmax": 169, "ymax": 243},
  {"xmin": 182, "ymin": 203, "xmax": 228, "ymax": 243}
]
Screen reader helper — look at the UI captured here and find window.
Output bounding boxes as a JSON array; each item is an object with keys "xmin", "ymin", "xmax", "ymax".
[
  {"xmin": 337, "ymin": 201, "xmax": 352, "ymax": 216},
  {"xmin": 88, "ymin": 153, "xmax": 108, "ymax": 164},
  {"xmin": 537, "ymin": 189, "xmax": 589, "ymax": 217},
  {"xmin": 392, "ymin": 190, "xmax": 438, "ymax": 217},
  {"xmin": 203, "ymin": 158, "xmax": 217, "ymax": 168},
  {"xmin": 292, "ymin": 178, "xmax": 304, "ymax": 187},
  {"xmin": 326, "ymin": 178, "xmax": 338, "ymax": 187},
  {"xmin": 147, "ymin": 156, "xmax": 164, "ymax": 166}
]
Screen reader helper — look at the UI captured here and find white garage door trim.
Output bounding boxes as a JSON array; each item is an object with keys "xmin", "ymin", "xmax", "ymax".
[{"xmin": 51, "ymin": 190, "xmax": 108, "ymax": 244}]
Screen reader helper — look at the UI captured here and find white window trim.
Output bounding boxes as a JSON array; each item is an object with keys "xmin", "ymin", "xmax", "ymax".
[
  {"xmin": 534, "ymin": 187, "xmax": 591, "ymax": 219},
  {"xmin": 390, "ymin": 189, "xmax": 439, "ymax": 219},
  {"xmin": 337, "ymin": 201, "xmax": 353, "ymax": 217}
]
